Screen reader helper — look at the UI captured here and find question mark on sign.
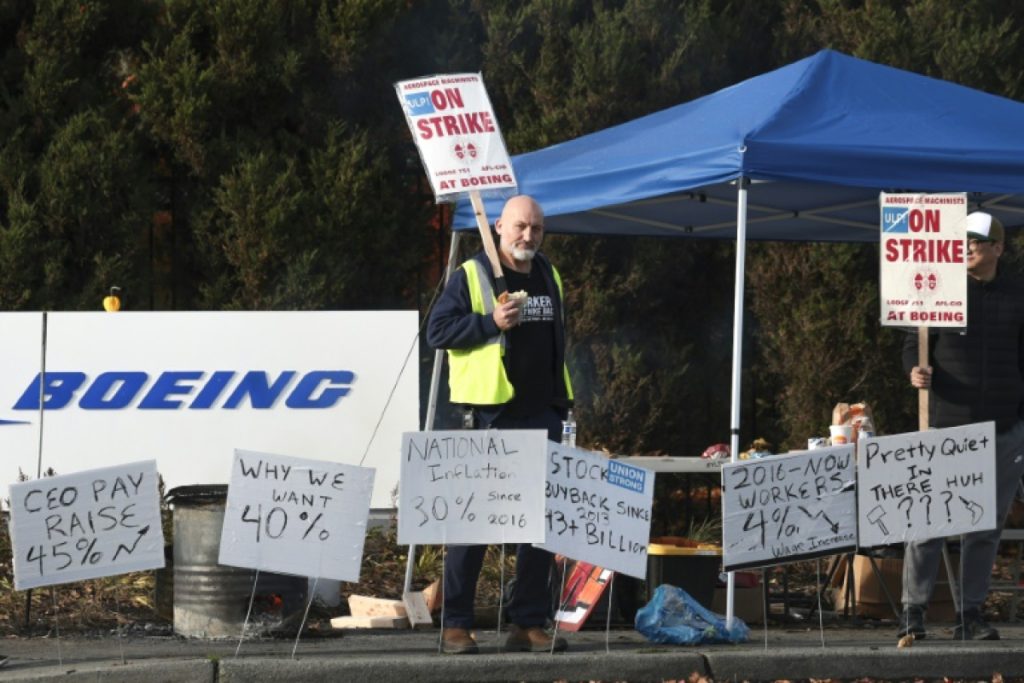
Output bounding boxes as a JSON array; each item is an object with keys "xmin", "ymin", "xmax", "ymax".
[
  {"xmin": 919, "ymin": 493, "xmax": 932, "ymax": 525},
  {"xmin": 941, "ymin": 490, "xmax": 954, "ymax": 523},
  {"xmin": 897, "ymin": 497, "xmax": 914, "ymax": 527}
]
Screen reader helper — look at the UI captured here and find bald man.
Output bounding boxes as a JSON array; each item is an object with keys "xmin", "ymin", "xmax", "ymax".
[{"xmin": 427, "ymin": 195, "xmax": 573, "ymax": 654}]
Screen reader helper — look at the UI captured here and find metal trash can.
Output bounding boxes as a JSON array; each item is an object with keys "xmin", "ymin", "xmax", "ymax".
[{"xmin": 168, "ymin": 485, "xmax": 307, "ymax": 638}]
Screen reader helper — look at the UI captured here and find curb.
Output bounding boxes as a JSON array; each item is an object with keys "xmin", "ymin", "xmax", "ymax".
[
  {"xmin": 219, "ymin": 652, "xmax": 708, "ymax": 683},
  {"xmin": 2, "ymin": 658, "xmax": 215, "ymax": 683}
]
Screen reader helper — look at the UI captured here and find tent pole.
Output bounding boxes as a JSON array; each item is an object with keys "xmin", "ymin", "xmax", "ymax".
[
  {"xmin": 404, "ymin": 229, "xmax": 462, "ymax": 596},
  {"xmin": 727, "ymin": 176, "xmax": 749, "ymax": 628}
]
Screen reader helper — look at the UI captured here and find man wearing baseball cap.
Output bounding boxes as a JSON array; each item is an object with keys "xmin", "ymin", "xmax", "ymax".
[{"xmin": 901, "ymin": 211, "xmax": 1024, "ymax": 641}]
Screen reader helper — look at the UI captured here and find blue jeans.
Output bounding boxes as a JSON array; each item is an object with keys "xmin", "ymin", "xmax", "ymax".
[{"xmin": 442, "ymin": 406, "xmax": 562, "ymax": 629}]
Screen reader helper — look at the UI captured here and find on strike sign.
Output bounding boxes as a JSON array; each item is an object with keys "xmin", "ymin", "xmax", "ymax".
[
  {"xmin": 880, "ymin": 192, "xmax": 967, "ymax": 327},
  {"xmin": 219, "ymin": 450, "xmax": 374, "ymax": 582},
  {"xmin": 9, "ymin": 461, "xmax": 165, "ymax": 590},
  {"xmin": 395, "ymin": 73, "xmax": 517, "ymax": 201}
]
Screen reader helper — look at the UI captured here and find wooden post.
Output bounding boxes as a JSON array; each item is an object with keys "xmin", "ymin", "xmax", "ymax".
[
  {"xmin": 918, "ymin": 326, "xmax": 929, "ymax": 431},
  {"xmin": 469, "ymin": 190, "xmax": 507, "ymax": 297}
]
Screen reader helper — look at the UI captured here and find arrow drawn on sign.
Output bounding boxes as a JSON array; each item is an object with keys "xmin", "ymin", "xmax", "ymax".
[
  {"xmin": 959, "ymin": 497, "xmax": 984, "ymax": 525},
  {"xmin": 798, "ymin": 506, "xmax": 840, "ymax": 534},
  {"xmin": 113, "ymin": 524, "xmax": 150, "ymax": 561}
]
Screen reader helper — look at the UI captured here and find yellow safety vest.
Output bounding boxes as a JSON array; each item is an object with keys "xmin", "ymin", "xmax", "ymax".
[{"xmin": 448, "ymin": 259, "xmax": 574, "ymax": 405}]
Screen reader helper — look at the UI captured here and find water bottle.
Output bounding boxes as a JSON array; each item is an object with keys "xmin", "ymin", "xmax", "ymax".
[{"xmin": 561, "ymin": 409, "xmax": 576, "ymax": 448}]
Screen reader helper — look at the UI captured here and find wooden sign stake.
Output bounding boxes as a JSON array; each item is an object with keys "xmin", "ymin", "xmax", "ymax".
[
  {"xmin": 918, "ymin": 326, "xmax": 929, "ymax": 431},
  {"xmin": 469, "ymin": 190, "xmax": 507, "ymax": 297}
]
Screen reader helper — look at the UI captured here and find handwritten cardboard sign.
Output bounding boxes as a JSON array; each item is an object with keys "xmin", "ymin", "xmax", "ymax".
[
  {"xmin": 9, "ymin": 460, "xmax": 165, "ymax": 590},
  {"xmin": 394, "ymin": 73, "xmax": 517, "ymax": 201},
  {"xmin": 857, "ymin": 423, "xmax": 996, "ymax": 546},
  {"xmin": 219, "ymin": 450, "xmax": 374, "ymax": 582},
  {"xmin": 538, "ymin": 445, "xmax": 654, "ymax": 579},
  {"xmin": 880, "ymin": 192, "xmax": 967, "ymax": 328},
  {"xmin": 398, "ymin": 430, "xmax": 546, "ymax": 545},
  {"xmin": 721, "ymin": 447, "xmax": 857, "ymax": 571}
]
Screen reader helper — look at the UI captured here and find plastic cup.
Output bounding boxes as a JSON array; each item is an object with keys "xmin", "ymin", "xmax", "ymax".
[{"xmin": 829, "ymin": 424, "xmax": 853, "ymax": 445}]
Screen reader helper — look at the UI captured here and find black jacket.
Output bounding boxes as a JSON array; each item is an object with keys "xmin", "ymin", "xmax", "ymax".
[
  {"xmin": 427, "ymin": 250, "xmax": 571, "ymax": 409},
  {"xmin": 902, "ymin": 270, "xmax": 1024, "ymax": 432}
]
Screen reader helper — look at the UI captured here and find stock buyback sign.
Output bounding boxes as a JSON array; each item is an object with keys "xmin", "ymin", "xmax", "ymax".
[{"xmin": 0, "ymin": 312, "xmax": 417, "ymax": 508}]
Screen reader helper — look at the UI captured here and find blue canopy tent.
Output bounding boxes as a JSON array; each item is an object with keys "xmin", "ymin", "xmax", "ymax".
[
  {"xmin": 416, "ymin": 50, "xmax": 1024, "ymax": 615},
  {"xmin": 452, "ymin": 49, "xmax": 1024, "ymax": 241},
  {"xmin": 441, "ymin": 44, "xmax": 1024, "ymax": 465}
]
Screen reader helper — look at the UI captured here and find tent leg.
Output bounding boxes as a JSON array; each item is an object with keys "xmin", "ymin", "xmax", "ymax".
[
  {"xmin": 726, "ymin": 177, "xmax": 749, "ymax": 628},
  {"xmin": 404, "ymin": 230, "xmax": 462, "ymax": 596}
]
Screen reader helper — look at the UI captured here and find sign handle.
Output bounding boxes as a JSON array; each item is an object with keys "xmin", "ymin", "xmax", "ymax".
[
  {"xmin": 918, "ymin": 326, "xmax": 929, "ymax": 431},
  {"xmin": 469, "ymin": 190, "xmax": 507, "ymax": 296}
]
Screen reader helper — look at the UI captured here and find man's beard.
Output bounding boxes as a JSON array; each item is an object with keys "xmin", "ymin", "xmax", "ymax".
[{"xmin": 512, "ymin": 246, "xmax": 536, "ymax": 261}]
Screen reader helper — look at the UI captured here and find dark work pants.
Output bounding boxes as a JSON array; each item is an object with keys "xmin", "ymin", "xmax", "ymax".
[
  {"xmin": 902, "ymin": 420, "xmax": 1024, "ymax": 613},
  {"xmin": 442, "ymin": 406, "xmax": 562, "ymax": 629}
]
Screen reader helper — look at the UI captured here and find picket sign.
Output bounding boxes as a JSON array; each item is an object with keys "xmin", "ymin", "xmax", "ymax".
[
  {"xmin": 9, "ymin": 460, "xmax": 165, "ymax": 591},
  {"xmin": 394, "ymin": 73, "xmax": 517, "ymax": 202},
  {"xmin": 398, "ymin": 430, "xmax": 547, "ymax": 545},
  {"xmin": 878, "ymin": 193, "xmax": 968, "ymax": 431},
  {"xmin": 857, "ymin": 422, "xmax": 996, "ymax": 547},
  {"xmin": 721, "ymin": 446, "xmax": 857, "ymax": 571},
  {"xmin": 218, "ymin": 449, "xmax": 375, "ymax": 583},
  {"xmin": 538, "ymin": 444, "xmax": 654, "ymax": 579}
]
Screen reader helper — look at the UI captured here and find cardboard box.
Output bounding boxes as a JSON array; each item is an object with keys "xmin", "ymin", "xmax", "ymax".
[{"xmin": 832, "ymin": 554, "xmax": 956, "ymax": 621}]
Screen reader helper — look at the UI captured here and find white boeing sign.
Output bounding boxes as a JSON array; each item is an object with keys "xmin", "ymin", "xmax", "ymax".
[{"xmin": 0, "ymin": 312, "xmax": 418, "ymax": 508}]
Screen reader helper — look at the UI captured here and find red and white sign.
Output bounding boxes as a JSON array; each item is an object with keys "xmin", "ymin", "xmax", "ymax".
[
  {"xmin": 395, "ymin": 73, "xmax": 517, "ymax": 201},
  {"xmin": 879, "ymin": 193, "xmax": 967, "ymax": 327}
]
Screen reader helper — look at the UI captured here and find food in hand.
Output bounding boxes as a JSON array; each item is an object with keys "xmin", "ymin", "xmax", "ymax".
[{"xmin": 499, "ymin": 290, "xmax": 528, "ymax": 308}]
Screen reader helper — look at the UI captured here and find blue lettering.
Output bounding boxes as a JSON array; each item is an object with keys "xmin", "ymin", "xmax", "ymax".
[
  {"xmin": 80, "ymin": 372, "xmax": 148, "ymax": 409},
  {"xmin": 285, "ymin": 371, "xmax": 354, "ymax": 408},
  {"xmin": 12, "ymin": 370, "xmax": 353, "ymax": 411},
  {"xmin": 223, "ymin": 371, "xmax": 295, "ymax": 409},
  {"xmin": 13, "ymin": 372, "xmax": 86, "ymax": 409},
  {"xmin": 139, "ymin": 371, "xmax": 202, "ymax": 409},
  {"xmin": 189, "ymin": 371, "xmax": 235, "ymax": 409}
]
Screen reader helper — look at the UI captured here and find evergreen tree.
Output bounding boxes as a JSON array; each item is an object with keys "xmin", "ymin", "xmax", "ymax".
[
  {"xmin": 745, "ymin": 0, "xmax": 1024, "ymax": 449},
  {"xmin": 471, "ymin": 0, "xmax": 752, "ymax": 455},
  {"xmin": 132, "ymin": 0, "xmax": 436, "ymax": 311},
  {"xmin": 0, "ymin": 0, "xmax": 155, "ymax": 310}
]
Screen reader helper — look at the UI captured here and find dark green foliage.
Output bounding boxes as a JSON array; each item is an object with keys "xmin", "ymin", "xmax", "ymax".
[
  {"xmin": 0, "ymin": 0, "xmax": 155, "ymax": 310},
  {"xmin": 1, "ymin": 0, "xmax": 1024, "ymax": 455},
  {"xmin": 747, "ymin": 242, "xmax": 917, "ymax": 450}
]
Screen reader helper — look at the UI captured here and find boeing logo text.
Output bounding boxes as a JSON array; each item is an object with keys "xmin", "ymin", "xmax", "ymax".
[{"xmin": 12, "ymin": 371, "xmax": 355, "ymax": 411}]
